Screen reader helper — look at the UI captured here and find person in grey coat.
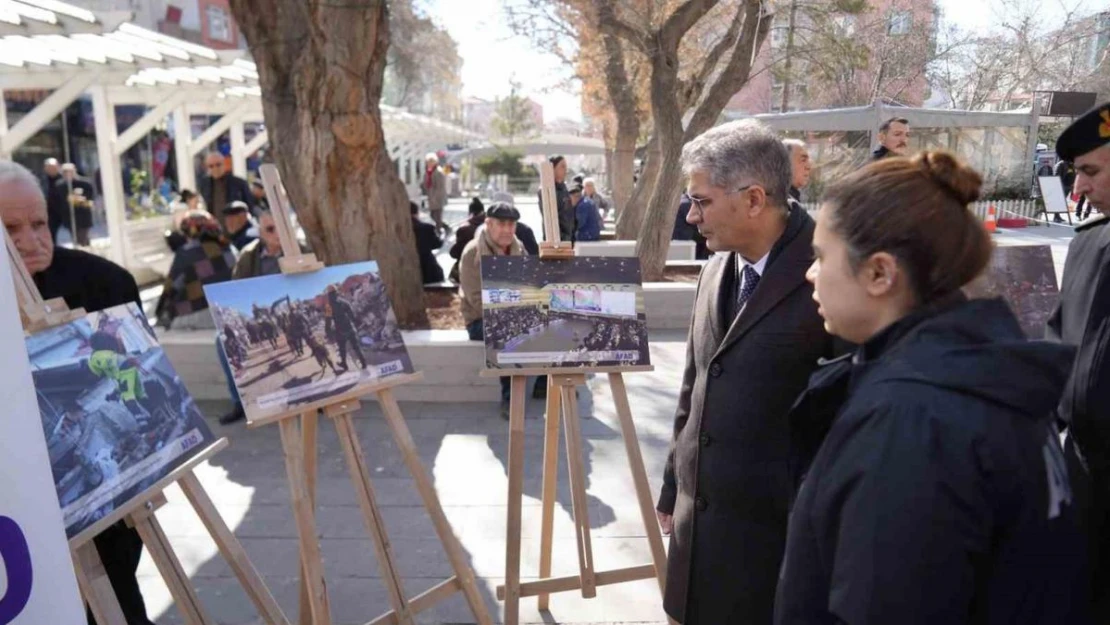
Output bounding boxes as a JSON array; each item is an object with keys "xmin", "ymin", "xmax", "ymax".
[{"xmin": 657, "ymin": 120, "xmax": 836, "ymax": 624}]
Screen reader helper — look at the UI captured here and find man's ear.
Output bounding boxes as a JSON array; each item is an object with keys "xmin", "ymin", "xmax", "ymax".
[{"xmin": 746, "ymin": 186, "xmax": 769, "ymax": 218}]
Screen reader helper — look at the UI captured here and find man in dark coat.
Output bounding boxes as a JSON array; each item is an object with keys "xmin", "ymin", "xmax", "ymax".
[
  {"xmin": 657, "ymin": 120, "xmax": 835, "ymax": 624},
  {"xmin": 223, "ymin": 200, "xmax": 256, "ymax": 251},
  {"xmin": 870, "ymin": 116, "xmax": 910, "ymax": 161},
  {"xmin": 410, "ymin": 201, "xmax": 445, "ymax": 284},
  {"xmin": 53, "ymin": 163, "xmax": 97, "ymax": 246},
  {"xmin": 41, "ymin": 157, "xmax": 64, "ymax": 241},
  {"xmin": 1046, "ymin": 101, "xmax": 1110, "ymax": 620},
  {"xmin": 1, "ymin": 160, "xmax": 152, "ymax": 625},
  {"xmin": 199, "ymin": 151, "xmax": 254, "ymax": 230},
  {"xmin": 450, "ymin": 198, "xmax": 487, "ymax": 282}
]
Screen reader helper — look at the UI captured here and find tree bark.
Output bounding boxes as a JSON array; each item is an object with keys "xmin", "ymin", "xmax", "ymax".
[
  {"xmin": 636, "ymin": 0, "xmax": 772, "ymax": 281},
  {"xmin": 594, "ymin": 2, "xmax": 642, "ymax": 222},
  {"xmin": 228, "ymin": 0, "xmax": 428, "ymax": 327},
  {"xmin": 616, "ymin": 133, "xmax": 659, "ymax": 240}
]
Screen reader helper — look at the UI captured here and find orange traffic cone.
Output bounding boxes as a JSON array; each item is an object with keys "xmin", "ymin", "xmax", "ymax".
[{"xmin": 985, "ymin": 205, "xmax": 997, "ymax": 233}]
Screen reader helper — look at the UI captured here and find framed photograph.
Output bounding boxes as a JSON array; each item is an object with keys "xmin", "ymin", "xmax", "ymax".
[
  {"xmin": 480, "ymin": 256, "xmax": 650, "ymax": 369},
  {"xmin": 964, "ymin": 245, "xmax": 1059, "ymax": 338},
  {"xmin": 204, "ymin": 261, "xmax": 414, "ymax": 421},
  {"xmin": 25, "ymin": 303, "xmax": 216, "ymax": 538}
]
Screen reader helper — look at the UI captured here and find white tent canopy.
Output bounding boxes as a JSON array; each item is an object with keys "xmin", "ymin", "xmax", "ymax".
[{"xmin": 0, "ymin": 0, "xmax": 479, "ymax": 271}]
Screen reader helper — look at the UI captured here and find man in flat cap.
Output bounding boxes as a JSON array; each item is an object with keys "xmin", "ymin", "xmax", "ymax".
[
  {"xmin": 1047, "ymin": 101, "xmax": 1110, "ymax": 620},
  {"xmin": 459, "ymin": 202, "xmax": 525, "ymax": 418}
]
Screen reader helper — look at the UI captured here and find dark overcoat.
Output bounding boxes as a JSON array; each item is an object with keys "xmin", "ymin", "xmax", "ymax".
[
  {"xmin": 1046, "ymin": 212, "xmax": 1110, "ymax": 620},
  {"xmin": 657, "ymin": 207, "xmax": 834, "ymax": 624},
  {"xmin": 777, "ymin": 297, "xmax": 1088, "ymax": 625}
]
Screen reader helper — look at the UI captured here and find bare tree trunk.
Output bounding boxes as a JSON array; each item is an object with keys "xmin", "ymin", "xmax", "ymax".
[
  {"xmin": 637, "ymin": 0, "xmax": 771, "ymax": 281},
  {"xmin": 229, "ymin": 0, "xmax": 428, "ymax": 327},
  {"xmin": 594, "ymin": 2, "xmax": 643, "ymax": 228},
  {"xmin": 616, "ymin": 133, "xmax": 659, "ymax": 239}
]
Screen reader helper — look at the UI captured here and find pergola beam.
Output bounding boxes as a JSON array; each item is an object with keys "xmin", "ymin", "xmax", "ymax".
[
  {"xmin": 113, "ymin": 90, "xmax": 189, "ymax": 156},
  {"xmin": 173, "ymin": 105, "xmax": 195, "ymax": 192},
  {"xmin": 188, "ymin": 102, "xmax": 249, "ymax": 156},
  {"xmin": 0, "ymin": 68, "xmax": 102, "ymax": 154},
  {"xmin": 90, "ymin": 84, "xmax": 127, "ymax": 267},
  {"xmin": 243, "ymin": 128, "xmax": 268, "ymax": 156},
  {"xmin": 229, "ymin": 119, "xmax": 246, "ymax": 176}
]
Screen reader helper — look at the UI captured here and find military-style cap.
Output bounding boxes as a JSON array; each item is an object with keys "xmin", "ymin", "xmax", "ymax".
[
  {"xmin": 1056, "ymin": 102, "xmax": 1110, "ymax": 161},
  {"xmin": 486, "ymin": 202, "xmax": 520, "ymax": 221}
]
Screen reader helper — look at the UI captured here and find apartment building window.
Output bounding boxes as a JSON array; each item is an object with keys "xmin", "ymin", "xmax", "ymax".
[
  {"xmin": 833, "ymin": 14, "xmax": 856, "ymax": 36},
  {"xmin": 889, "ymin": 11, "xmax": 912, "ymax": 36},
  {"xmin": 207, "ymin": 5, "xmax": 233, "ymax": 43},
  {"xmin": 772, "ymin": 26, "xmax": 788, "ymax": 47}
]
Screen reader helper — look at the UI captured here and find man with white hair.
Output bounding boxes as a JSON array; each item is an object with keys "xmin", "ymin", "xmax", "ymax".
[
  {"xmin": 655, "ymin": 121, "xmax": 835, "ymax": 623},
  {"xmin": 0, "ymin": 161, "xmax": 152, "ymax": 625},
  {"xmin": 422, "ymin": 152, "xmax": 449, "ymax": 234},
  {"xmin": 782, "ymin": 139, "xmax": 812, "ymax": 202}
]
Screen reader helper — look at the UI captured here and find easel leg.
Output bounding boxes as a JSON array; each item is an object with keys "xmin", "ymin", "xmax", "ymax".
[
  {"xmin": 557, "ymin": 377, "xmax": 597, "ymax": 598},
  {"xmin": 73, "ymin": 541, "xmax": 128, "ymax": 625},
  {"xmin": 376, "ymin": 389, "xmax": 494, "ymax": 625},
  {"xmin": 279, "ymin": 418, "xmax": 332, "ymax": 625},
  {"xmin": 128, "ymin": 504, "xmax": 214, "ymax": 625},
  {"xmin": 178, "ymin": 471, "xmax": 290, "ymax": 625},
  {"xmin": 503, "ymin": 375, "xmax": 528, "ymax": 625},
  {"xmin": 609, "ymin": 373, "xmax": 668, "ymax": 595},
  {"xmin": 332, "ymin": 412, "xmax": 415, "ymax": 625},
  {"xmin": 537, "ymin": 376, "xmax": 562, "ymax": 611},
  {"xmin": 298, "ymin": 410, "xmax": 319, "ymax": 625}
]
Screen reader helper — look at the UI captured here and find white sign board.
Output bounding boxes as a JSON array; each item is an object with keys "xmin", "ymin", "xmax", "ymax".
[
  {"xmin": 0, "ymin": 249, "xmax": 85, "ymax": 625},
  {"xmin": 1038, "ymin": 176, "xmax": 1071, "ymax": 214}
]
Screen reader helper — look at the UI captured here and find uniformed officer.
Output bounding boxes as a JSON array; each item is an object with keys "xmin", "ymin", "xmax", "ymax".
[{"xmin": 1047, "ymin": 101, "xmax": 1110, "ymax": 621}]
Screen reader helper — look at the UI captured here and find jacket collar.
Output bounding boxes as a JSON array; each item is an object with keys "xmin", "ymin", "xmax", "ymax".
[
  {"xmin": 709, "ymin": 206, "xmax": 815, "ymax": 358},
  {"xmin": 478, "ymin": 226, "xmax": 522, "ymax": 257}
]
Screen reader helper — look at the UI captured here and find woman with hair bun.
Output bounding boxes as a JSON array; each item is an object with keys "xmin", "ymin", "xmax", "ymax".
[{"xmin": 774, "ymin": 151, "xmax": 1089, "ymax": 625}]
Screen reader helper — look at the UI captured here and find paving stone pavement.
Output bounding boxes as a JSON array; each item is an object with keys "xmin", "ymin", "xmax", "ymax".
[{"xmin": 142, "ymin": 331, "xmax": 689, "ymax": 624}]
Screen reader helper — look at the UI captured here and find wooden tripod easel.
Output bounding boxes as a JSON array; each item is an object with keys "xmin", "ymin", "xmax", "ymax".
[
  {"xmin": 4, "ymin": 231, "xmax": 288, "ymax": 625},
  {"xmin": 253, "ymin": 164, "xmax": 492, "ymax": 625},
  {"xmin": 482, "ymin": 163, "xmax": 670, "ymax": 625}
]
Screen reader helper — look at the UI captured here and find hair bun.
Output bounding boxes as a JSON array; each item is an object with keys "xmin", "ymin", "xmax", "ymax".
[{"xmin": 914, "ymin": 151, "xmax": 982, "ymax": 205}]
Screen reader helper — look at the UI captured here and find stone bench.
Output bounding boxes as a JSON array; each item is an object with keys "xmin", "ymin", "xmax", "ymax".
[{"xmin": 575, "ymin": 240, "xmax": 696, "ymax": 261}]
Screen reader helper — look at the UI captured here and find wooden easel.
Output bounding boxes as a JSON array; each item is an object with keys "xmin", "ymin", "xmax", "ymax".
[
  {"xmin": 482, "ymin": 162, "xmax": 670, "ymax": 625},
  {"xmin": 4, "ymin": 231, "xmax": 288, "ymax": 625},
  {"xmin": 254, "ymin": 164, "xmax": 492, "ymax": 625}
]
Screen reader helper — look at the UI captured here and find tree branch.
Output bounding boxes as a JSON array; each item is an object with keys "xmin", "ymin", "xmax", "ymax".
[
  {"xmin": 685, "ymin": 0, "xmax": 772, "ymax": 140},
  {"xmin": 660, "ymin": 0, "xmax": 723, "ymax": 47},
  {"xmin": 596, "ymin": 3, "xmax": 650, "ymax": 54}
]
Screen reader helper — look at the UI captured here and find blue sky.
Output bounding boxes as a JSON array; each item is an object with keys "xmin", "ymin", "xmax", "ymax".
[{"xmin": 203, "ymin": 262, "xmax": 379, "ymax": 314}]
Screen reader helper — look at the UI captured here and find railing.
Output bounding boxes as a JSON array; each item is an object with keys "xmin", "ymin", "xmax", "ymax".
[{"xmin": 799, "ymin": 199, "xmax": 1043, "ymax": 221}]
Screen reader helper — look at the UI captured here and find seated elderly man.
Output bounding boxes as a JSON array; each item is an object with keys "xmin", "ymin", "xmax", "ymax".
[
  {"xmin": 459, "ymin": 202, "xmax": 525, "ymax": 418},
  {"xmin": 0, "ymin": 160, "xmax": 153, "ymax": 625}
]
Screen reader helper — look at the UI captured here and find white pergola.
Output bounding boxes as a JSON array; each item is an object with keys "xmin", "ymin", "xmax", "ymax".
[{"xmin": 0, "ymin": 0, "xmax": 480, "ymax": 270}]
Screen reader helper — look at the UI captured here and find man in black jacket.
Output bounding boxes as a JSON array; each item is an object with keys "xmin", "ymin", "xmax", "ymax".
[
  {"xmin": 53, "ymin": 163, "xmax": 97, "ymax": 246},
  {"xmin": 410, "ymin": 201, "xmax": 445, "ymax": 284},
  {"xmin": 1047, "ymin": 101, "xmax": 1110, "ymax": 621},
  {"xmin": 1, "ymin": 160, "xmax": 152, "ymax": 625},
  {"xmin": 871, "ymin": 116, "xmax": 910, "ymax": 161},
  {"xmin": 657, "ymin": 120, "xmax": 835, "ymax": 623},
  {"xmin": 199, "ymin": 152, "xmax": 254, "ymax": 230}
]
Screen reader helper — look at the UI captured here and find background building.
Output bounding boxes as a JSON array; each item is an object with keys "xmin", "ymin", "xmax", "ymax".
[{"xmin": 728, "ymin": 0, "xmax": 939, "ymax": 115}]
